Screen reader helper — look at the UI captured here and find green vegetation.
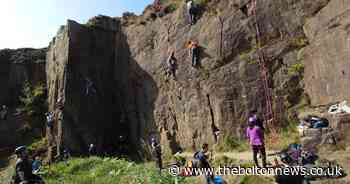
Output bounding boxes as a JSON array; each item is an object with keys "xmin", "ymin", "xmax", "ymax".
[
  {"xmin": 288, "ymin": 63, "xmax": 304, "ymax": 75},
  {"xmin": 289, "ymin": 36, "xmax": 309, "ymax": 48},
  {"xmin": 42, "ymin": 157, "xmax": 192, "ymax": 184},
  {"xmin": 165, "ymin": 3, "xmax": 178, "ymax": 13},
  {"xmin": 239, "ymin": 175, "xmax": 274, "ymax": 184},
  {"xmin": 174, "ymin": 155, "xmax": 187, "ymax": 166},
  {"xmin": 212, "ymin": 156, "xmax": 238, "ymax": 167},
  {"xmin": 19, "ymin": 81, "xmax": 47, "ymax": 117},
  {"xmin": 194, "ymin": 0, "xmax": 210, "ymax": 7},
  {"xmin": 27, "ymin": 138, "xmax": 47, "ymax": 152},
  {"xmin": 200, "ymin": 67, "xmax": 210, "ymax": 80},
  {"xmin": 266, "ymin": 121, "xmax": 300, "ymax": 150},
  {"xmin": 239, "ymin": 46, "xmax": 258, "ymax": 64},
  {"xmin": 215, "ymin": 136, "xmax": 249, "ymax": 152}
]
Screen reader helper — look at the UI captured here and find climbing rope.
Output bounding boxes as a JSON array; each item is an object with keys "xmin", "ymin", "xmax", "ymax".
[{"xmin": 251, "ymin": 0, "xmax": 277, "ymax": 134}]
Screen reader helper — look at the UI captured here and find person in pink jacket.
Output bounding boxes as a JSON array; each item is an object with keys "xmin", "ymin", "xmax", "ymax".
[{"xmin": 246, "ymin": 119, "xmax": 267, "ymax": 167}]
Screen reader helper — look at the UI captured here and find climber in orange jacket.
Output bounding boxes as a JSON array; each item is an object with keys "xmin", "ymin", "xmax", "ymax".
[{"xmin": 187, "ymin": 41, "xmax": 200, "ymax": 67}]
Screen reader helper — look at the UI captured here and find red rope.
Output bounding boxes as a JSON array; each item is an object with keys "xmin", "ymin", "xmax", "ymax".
[{"xmin": 252, "ymin": 0, "xmax": 276, "ymax": 133}]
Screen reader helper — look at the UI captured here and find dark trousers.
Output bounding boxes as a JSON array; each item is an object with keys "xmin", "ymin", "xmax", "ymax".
[
  {"xmin": 252, "ymin": 145, "xmax": 266, "ymax": 167},
  {"xmin": 189, "ymin": 7, "xmax": 196, "ymax": 24},
  {"xmin": 192, "ymin": 55, "xmax": 199, "ymax": 67},
  {"xmin": 167, "ymin": 67, "xmax": 176, "ymax": 79},
  {"xmin": 155, "ymin": 155, "xmax": 162, "ymax": 173}
]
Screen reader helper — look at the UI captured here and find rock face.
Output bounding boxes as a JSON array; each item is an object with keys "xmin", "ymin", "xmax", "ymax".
[
  {"xmin": 0, "ymin": 48, "xmax": 46, "ymax": 149},
  {"xmin": 0, "ymin": 48, "xmax": 46, "ymax": 106},
  {"xmin": 46, "ymin": 0, "xmax": 336, "ymax": 157},
  {"xmin": 304, "ymin": 0, "xmax": 350, "ymax": 106}
]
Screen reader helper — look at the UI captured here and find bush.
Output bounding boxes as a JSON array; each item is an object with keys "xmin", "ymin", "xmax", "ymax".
[
  {"xmin": 165, "ymin": 3, "xmax": 178, "ymax": 13},
  {"xmin": 194, "ymin": 0, "xmax": 211, "ymax": 7},
  {"xmin": 288, "ymin": 63, "xmax": 304, "ymax": 75},
  {"xmin": 19, "ymin": 81, "xmax": 47, "ymax": 117},
  {"xmin": 289, "ymin": 36, "xmax": 308, "ymax": 48}
]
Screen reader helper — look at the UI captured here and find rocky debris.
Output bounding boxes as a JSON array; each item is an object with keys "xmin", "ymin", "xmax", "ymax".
[{"xmin": 304, "ymin": 0, "xmax": 350, "ymax": 106}]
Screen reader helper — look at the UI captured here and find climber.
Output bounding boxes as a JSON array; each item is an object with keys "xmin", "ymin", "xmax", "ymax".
[
  {"xmin": 153, "ymin": 0, "xmax": 162, "ymax": 12},
  {"xmin": 166, "ymin": 50, "xmax": 177, "ymax": 80},
  {"xmin": 186, "ymin": 0, "xmax": 197, "ymax": 25},
  {"xmin": 45, "ymin": 112, "xmax": 54, "ymax": 129},
  {"xmin": 56, "ymin": 96, "xmax": 64, "ymax": 110},
  {"xmin": 248, "ymin": 0, "xmax": 257, "ymax": 16},
  {"xmin": 188, "ymin": 41, "xmax": 200, "ymax": 67},
  {"xmin": 0, "ymin": 105, "xmax": 8, "ymax": 120},
  {"xmin": 84, "ymin": 77, "xmax": 97, "ymax": 96},
  {"xmin": 12, "ymin": 146, "xmax": 44, "ymax": 184},
  {"xmin": 246, "ymin": 120, "xmax": 267, "ymax": 168},
  {"xmin": 194, "ymin": 143, "xmax": 214, "ymax": 184},
  {"xmin": 31, "ymin": 156, "xmax": 42, "ymax": 174},
  {"xmin": 151, "ymin": 138, "xmax": 162, "ymax": 173},
  {"xmin": 88, "ymin": 144, "xmax": 96, "ymax": 156}
]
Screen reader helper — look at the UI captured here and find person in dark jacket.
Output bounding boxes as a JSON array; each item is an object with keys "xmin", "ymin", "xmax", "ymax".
[
  {"xmin": 13, "ymin": 146, "xmax": 44, "ymax": 184},
  {"xmin": 166, "ymin": 50, "xmax": 177, "ymax": 80},
  {"xmin": 194, "ymin": 143, "xmax": 214, "ymax": 184},
  {"xmin": 151, "ymin": 138, "xmax": 162, "ymax": 173},
  {"xmin": 0, "ymin": 105, "xmax": 8, "ymax": 120},
  {"xmin": 188, "ymin": 41, "xmax": 200, "ymax": 67},
  {"xmin": 88, "ymin": 144, "xmax": 96, "ymax": 156}
]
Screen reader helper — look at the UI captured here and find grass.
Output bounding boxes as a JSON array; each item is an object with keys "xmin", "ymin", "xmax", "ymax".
[
  {"xmin": 238, "ymin": 175, "xmax": 275, "ymax": 184},
  {"xmin": 27, "ymin": 138, "xmax": 47, "ymax": 152},
  {"xmin": 215, "ymin": 136, "xmax": 249, "ymax": 152},
  {"xmin": 212, "ymin": 156, "xmax": 238, "ymax": 167},
  {"xmin": 41, "ymin": 157, "xmax": 193, "ymax": 184},
  {"xmin": 266, "ymin": 122, "xmax": 300, "ymax": 151}
]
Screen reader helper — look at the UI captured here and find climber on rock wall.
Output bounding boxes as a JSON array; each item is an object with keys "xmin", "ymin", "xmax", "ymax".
[
  {"xmin": 187, "ymin": 41, "xmax": 200, "ymax": 67},
  {"xmin": 166, "ymin": 50, "xmax": 177, "ymax": 80},
  {"xmin": 84, "ymin": 77, "xmax": 97, "ymax": 96},
  {"xmin": 186, "ymin": 0, "xmax": 197, "ymax": 25},
  {"xmin": 45, "ymin": 112, "xmax": 54, "ymax": 129},
  {"xmin": 0, "ymin": 105, "xmax": 8, "ymax": 120}
]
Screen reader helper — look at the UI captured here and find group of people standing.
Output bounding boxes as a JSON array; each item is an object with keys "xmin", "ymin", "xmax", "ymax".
[{"xmin": 148, "ymin": 109, "xmax": 267, "ymax": 184}]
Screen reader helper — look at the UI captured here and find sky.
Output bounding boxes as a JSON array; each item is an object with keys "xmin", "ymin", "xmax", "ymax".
[{"xmin": 0, "ymin": 0, "xmax": 153, "ymax": 49}]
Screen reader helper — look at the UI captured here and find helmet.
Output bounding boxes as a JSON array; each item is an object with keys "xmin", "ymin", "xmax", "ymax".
[{"xmin": 15, "ymin": 146, "xmax": 27, "ymax": 155}]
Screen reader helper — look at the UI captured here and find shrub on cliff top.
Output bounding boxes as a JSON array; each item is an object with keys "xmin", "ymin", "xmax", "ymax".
[{"xmin": 19, "ymin": 81, "xmax": 47, "ymax": 117}]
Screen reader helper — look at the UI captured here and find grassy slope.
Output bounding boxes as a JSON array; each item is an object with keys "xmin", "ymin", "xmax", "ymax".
[{"xmin": 41, "ymin": 157, "xmax": 194, "ymax": 184}]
